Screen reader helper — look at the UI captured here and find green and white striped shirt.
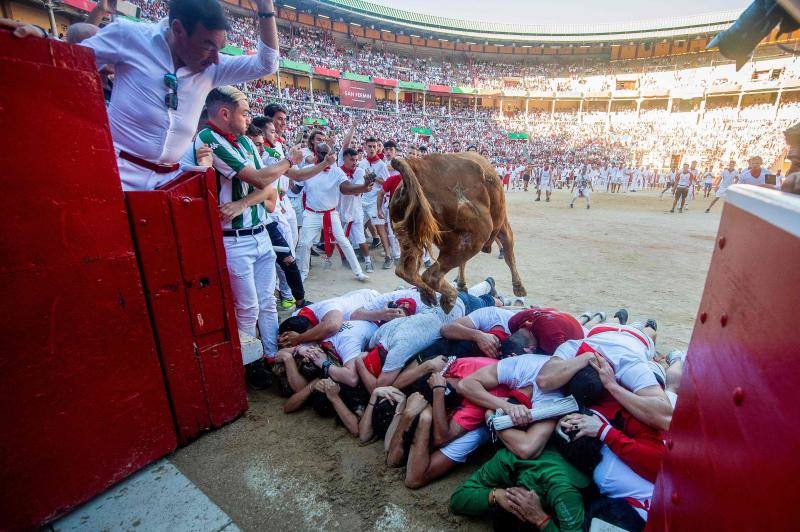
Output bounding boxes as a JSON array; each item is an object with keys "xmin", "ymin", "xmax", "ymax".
[{"xmin": 196, "ymin": 128, "xmax": 267, "ymax": 231}]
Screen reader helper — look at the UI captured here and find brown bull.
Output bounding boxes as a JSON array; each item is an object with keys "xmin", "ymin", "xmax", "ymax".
[{"xmin": 389, "ymin": 152, "xmax": 526, "ymax": 313}]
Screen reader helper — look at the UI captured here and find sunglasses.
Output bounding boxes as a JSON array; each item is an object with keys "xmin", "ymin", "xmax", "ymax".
[{"xmin": 163, "ymin": 73, "xmax": 178, "ymax": 110}]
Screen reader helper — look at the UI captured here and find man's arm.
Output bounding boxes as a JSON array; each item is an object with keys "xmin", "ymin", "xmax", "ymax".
[
  {"xmin": 340, "ymin": 180, "xmax": 372, "ymax": 196},
  {"xmin": 286, "ymin": 156, "xmax": 334, "ymax": 181},
  {"xmin": 279, "ymin": 310, "xmax": 344, "ymax": 347},
  {"xmin": 449, "ymin": 450, "xmax": 514, "ymax": 516},
  {"xmin": 536, "ymin": 356, "xmax": 592, "ymax": 392},
  {"xmin": 456, "ymin": 365, "xmax": 530, "ymax": 426},
  {"xmin": 237, "ymin": 159, "xmax": 294, "ymax": 189},
  {"xmin": 283, "ymin": 378, "xmax": 317, "ymax": 413},
  {"xmin": 350, "ymin": 305, "xmax": 406, "ymax": 323},
  {"xmin": 441, "ymin": 317, "xmax": 499, "ymax": 358},
  {"xmin": 325, "ymin": 360, "xmax": 359, "ymax": 388},
  {"xmin": 496, "ymin": 420, "xmax": 556, "ymax": 460},
  {"xmin": 219, "ymin": 186, "xmax": 275, "ymax": 224},
  {"xmin": 213, "ymin": 0, "xmax": 280, "ymax": 86}
]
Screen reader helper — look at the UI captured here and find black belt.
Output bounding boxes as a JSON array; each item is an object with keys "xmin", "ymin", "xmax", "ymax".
[{"xmin": 223, "ymin": 224, "xmax": 266, "ymax": 237}]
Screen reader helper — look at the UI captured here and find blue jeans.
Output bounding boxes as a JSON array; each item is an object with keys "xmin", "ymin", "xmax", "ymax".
[{"xmin": 457, "ymin": 292, "xmax": 495, "ymax": 314}]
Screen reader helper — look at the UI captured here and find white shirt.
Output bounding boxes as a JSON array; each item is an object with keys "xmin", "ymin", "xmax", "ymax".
[
  {"xmin": 676, "ymin": 171, "xmax": 692, "ymax": 187},
  {"xmin": 329, "ymin": 320, "xmax": 378, "ymax": 364},
  {"xmin": 302, "ymin": 166, "xmax": 348, "ymax": 212},
  {"xmin": 295, "ymin": 289, "xmax": 380, "ymax": 322},
  {"xmin": 719, "ymin": 169, "xmax": 738, "ymax": 189},
  {"xmin": 496, "ymin": 354, "xmax": 564, "ymax": 403},
  {"xmin": 338, "ymin": 166, "xmax": 365, "ymax": 223},
  {"xmin": 359, "ymin": 158, "xmax": 390, "ymax": 206},
  {"xmin": 553, "ymin": 326, "xmax": 657, "ymax": 393},
  {"xmin": 739, "ymin": 168, "xmax": 768, "ymax": 186},
  {"xmin": 466, "ymin": 307, "xmax": 515, "ymax": 334},
  {"xmin": 82, "ymin": 18, "xmax": 279, "ymax": 191}
]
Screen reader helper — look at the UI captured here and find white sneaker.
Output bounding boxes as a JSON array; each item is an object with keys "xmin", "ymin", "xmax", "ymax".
[
  {"xmin": 513, "ymin": 297, "xmax": 526, "ymax": 307},
  {"xmin": 364, "ymin": 260, "xmax": 374, "ymax": 273},
  {"xmin": 355, "ymin": 272, "xmax": 370, "ymax": 282}
]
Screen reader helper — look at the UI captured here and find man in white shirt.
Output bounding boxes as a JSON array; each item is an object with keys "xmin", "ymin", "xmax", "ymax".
[
  {"xmin": 79, "ymin": 0, "xmax": 281, "ymax": 191},
  {"xmin": 706, "ymin": 160, "xmax": 739, "ymax": 213},
  {"xmin": 738, "ymin": 156, "xmax": 770, "ymax": 186},
  {"xmin": 294, "ymin": 142, "xmax": 372, "ymax": 282},
  {"xmin": 670, "ymin": 163, "xmax": 695, "ymax": 213},
  {"xmin": 536, "ymin": 165, "xmax": 552, "ymax": 202},
  {"xmin": 339, "ymin": 148, "xmax": 374, "ymax": 273},
  {"xmin": 359, "ymin": 137, "xmax": 393, "ymax": 269}
]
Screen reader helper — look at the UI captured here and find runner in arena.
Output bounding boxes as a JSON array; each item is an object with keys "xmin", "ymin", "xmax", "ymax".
[
  {"xmin": 706, "ymin": 160, "xmax": 739, "ymax": 213},
  {"xmin": 536, "ymin": 164, "xmax": 553, "ymax": 202},
  {"xmin": 569, "ymin": 171, "xmax": 594, "ymax": 209}
]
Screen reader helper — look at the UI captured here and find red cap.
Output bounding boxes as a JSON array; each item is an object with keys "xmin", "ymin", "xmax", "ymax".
[
  {"xmin": 395, "ymin": 298, "xmax": 417, "ymax": 316},
  {"xmin": 296, "ymin": 306, "xmax": 319, "ymax": 327}
]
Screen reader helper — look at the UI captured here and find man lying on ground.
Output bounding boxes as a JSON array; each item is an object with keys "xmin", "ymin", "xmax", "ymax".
[
  {"xmin": 278, "ymin": 288, "xmax": 380, "ymax": 347},
  {"xmin": 536, "ymin": 322, "xmax": 673, "ymax": 431}
]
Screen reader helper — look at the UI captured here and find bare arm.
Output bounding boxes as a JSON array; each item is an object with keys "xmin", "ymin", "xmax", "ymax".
[
  {"xmin": 238, "ymin": 159, "xmax": 293, "ymax": 189},
  {"xmin": 441, "ymin": 317, "xmax": 499, "ymax": 358},
  {"xmin": 286, "ymin": 159, "xmax": 330, "ymax": 181},
  {"xmin": 283, "ymin": 379, "xmax": 318, "ymax": 413},
  {"xmin": 279, "ymin": 310, "xmax": 344, "ymax": 347},
  {"xmin": 456, "ymin": 365, "xmax": 510, "ymax": 412},
  {"xmin": 355, "ymin": 356, "xmax": 378, "ymax": 394},
  {"xmin": 219, "ymin": 185, "xmax": 275, "ymax": 224},
  {"xmin": 393, "ymin": 359, "xmax": 440, "ymax": 390},
  {"xmin": 535, "ymin": 356, "xmax": 592, "ymax": 392},
  {"xmin": 326, "ymin": 360, "xmax": 359, "ymax": 388},
  {"xmin": 607, "ymin": 383, "xmax": 673, "ymax": 431},
  {"xmin": 328, "ymin": 391, "xmax": 361, "ymax": 437},
  {"xmin": 275, "ymin": 350, "xmax": 310, "ymax": 392},
  {"xmin": 340, "ymin": 180, "xmax": 372, "ymax": 195},
  {"xmin": 497, "ymin": 420, "xmax": 556, "ymax": 460},
  {"xmin": 350, "ymin": 305, "xmax": 405, "ymax": 323}
]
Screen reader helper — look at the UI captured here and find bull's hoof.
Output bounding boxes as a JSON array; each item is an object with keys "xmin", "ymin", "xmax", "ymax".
[
  {"xmin": 513, "ymin": 283, "xmax": 527, "ymax": 297},
  {"xmin": 440, "ymin": 294, "xmax": 455, "ymax": 314},
  {"xmin": 420, "ymin": 289, "xmax": 437, "ymax": 308}
]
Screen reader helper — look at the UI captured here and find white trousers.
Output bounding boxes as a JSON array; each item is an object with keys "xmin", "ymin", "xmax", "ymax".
[
  {"xmin": 224, "ymin": 231, "xmax": 278, "ymax": 362},
  {"xmin": 382, "ymin": 201, "xmax": 401, "ymax": 259},
  {"xmin": 297, "ymin": 210, "xmax": 363, "ymax": 279}
]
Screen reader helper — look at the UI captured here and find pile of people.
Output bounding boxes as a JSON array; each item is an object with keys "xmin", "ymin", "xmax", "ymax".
[{"xmin": 270, "ymin": 284, "xmax": 684, "ymax": 531}]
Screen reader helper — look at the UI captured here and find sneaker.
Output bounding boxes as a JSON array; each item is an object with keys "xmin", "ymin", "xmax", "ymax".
[
  {"xmin": 365, "ymin": 260, "xmax": 374, "ymax": 273},
  {"xmin": 244, "ymin": 358, "xmax": 272, "ymax": 391},
  {"xmin": 705, "ymin": 209, "xmax": 710, "ymax": 213},
  {"xmin": 592, "ymin": 311, "xmax": 607, "ymax": 322},
  {"xmin": 310, "ymin": 247, "xmax": 320, "ymax": 257},
  {"xmin": 485, "ymin": 276, "xmax": 497, "ymax": 297},
  {"xmin": 323, "ymin": 258, "xmax": 333, "ymax": 270},
  {"xmin": 279, "ymin": 297, "xmax": 296, "ymax": 310},
  {"xmin": 370, "ymin": 237, "xmax": 381, "ymax": 249},
  {"xmin": 586, "ymin": 204, "xmax": 590, "ymax": 209},
  {"xmin": 669, "ymin": 209, "xmax": 675, "ymax": 213},
  {"xmin": 545, "ymin": 197, "xmax": 550, "ymax": 202},
  {"xmin": 382, "ymin": 257, "xmax": 394, "ymax": 269},
  {"xmin": 645, "ymin": 318, "xmax": 658, "ymax": 332},
  {"xmin": 512, "ymin": 297, "xmax": 526, "ymax": 307},
  {"xmin": 569, "ymin": 203, "xmax": 574, "ymax": 208},
  {"xmin": 613, "ymin": 308, "xmax": 629, "ymax": 325},
  {"xmin": 666, "ymin": 349, "xmax": 686, "ymax": 365},
  {"xmin": 313, "ymin": 243, "xmax": 326, "ymax": 255},
  {"xmin": 678, "ymin": 208, "xmax": 683, "ymax": 213},
  {"xmin": 355, "ymin": 272, "xmax": 370, "ymax": 282},
  {"xmin": 535, "ymin": 197, "xmax": 541, "ymax": 201}
]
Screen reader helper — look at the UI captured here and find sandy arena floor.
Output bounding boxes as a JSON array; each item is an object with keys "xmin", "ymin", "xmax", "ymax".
[{"xmin": 170, "ymin": 188, "xmax": 722, "ymax": 531}]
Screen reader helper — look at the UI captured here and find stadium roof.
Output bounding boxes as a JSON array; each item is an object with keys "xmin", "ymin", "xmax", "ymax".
[{"xmin": 291, "ymin": 0, "xmax": 742, "ymax": 43}]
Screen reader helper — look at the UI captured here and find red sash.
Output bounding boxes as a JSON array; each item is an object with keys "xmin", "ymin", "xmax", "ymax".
[
  {"xmin": 302, "ymin": 192, "xmax": 335, "ymax": 258},
  {"xmin": 588, "ymin": 325, "xmax": 648, "ymax": 348}
]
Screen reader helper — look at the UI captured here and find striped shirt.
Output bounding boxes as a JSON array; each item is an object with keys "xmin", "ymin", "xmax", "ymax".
[{"xmin": 196, "ymin": 128, "xmax": 266, "ymax": 230}]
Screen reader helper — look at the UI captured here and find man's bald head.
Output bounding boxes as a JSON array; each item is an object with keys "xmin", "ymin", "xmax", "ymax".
[{"xmin": 66, "ymin": 23, "xmax": 99, "ymax": 44}]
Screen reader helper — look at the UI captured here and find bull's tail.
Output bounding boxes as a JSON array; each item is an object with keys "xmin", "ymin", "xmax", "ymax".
[{"xmin": 391, "ymin": 158, "xmax": 440, "ymax": 254}]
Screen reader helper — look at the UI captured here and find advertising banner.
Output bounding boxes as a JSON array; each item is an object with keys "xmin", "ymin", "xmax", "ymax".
[{"xmin": 339, "ymin": 79, "xmax": 375, "ymax": 109}]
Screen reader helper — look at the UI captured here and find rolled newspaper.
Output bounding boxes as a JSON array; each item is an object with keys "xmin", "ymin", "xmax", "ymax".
[{"xmin": 490, "ymin": 395, "xmax": 579, "ymax": 431}]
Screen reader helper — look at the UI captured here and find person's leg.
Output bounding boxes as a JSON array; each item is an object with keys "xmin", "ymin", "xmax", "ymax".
[
  {"xmin": 375, "ymin": 221, "xmax": 393, "ymax": 267},
  {"xmin": 268, "ymin": 222, "xmax": 305, "ymax": 305},
  {"xmin": 331, "ymin": 212, "xmax": 365, "ymax": 277},
  {"xmin": 467, "ymin": 277, "xmax": 495, "ymax": 297},
  {"xmin": 670, "ymin": 190, "xmax": 679, "ymax": 212},
  {"xmin": 253, "ymin": 238, "xmax": 279, "ymax": 359},
  {"xmin": 224, "ymin": 236, "xmax": 259, "ymax": 361},
  {"xmin": 296, "ymin": 212, "xmax": 321, "ymax": 280},
  {"xmin": 679, "ymin": 188, "xmax": 687, "ymax": 211}
]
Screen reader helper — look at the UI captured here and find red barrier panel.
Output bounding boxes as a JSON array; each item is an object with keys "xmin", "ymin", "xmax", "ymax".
[
  {"xmin": 126, "ymin": 171, "xmax": 248, "ymax": 444},
  {"xmin": 648, "ymin": 185, "xmax": 800, "ymax": 530},
  {"xmin": 0, "ymin": 32, "xmax": 177, "ymax": 529}
]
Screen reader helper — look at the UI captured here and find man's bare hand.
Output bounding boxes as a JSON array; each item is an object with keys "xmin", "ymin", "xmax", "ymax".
[
  {"xmin": 475, "ymin": 332, "xmax": 500, "ymax": 358},
  {"xmin": 422, "ymin": 355, "xmax": 447, "ymax": 374},
  {"xmin": 278, "ymin": 330, "xmax": 301, "ymax": 347},
  {"xmin": 506, "ymin": 487, "xmax": 548, "ymax": 526},
  {"xmin": 220, "ymin": 200, "xmax": 247, "ymax": 223},
  {"xmin": 379, "ymin": 306, "xmax": 406, "ymax": 322},
  {"xmin": 287, "ymin": 144, "xmax": 304, "ymax": 165},
  {"xmin": 324, "ymin": 152, "xmax": 336, "ymax": 166},
  {"xmin": 588, "ymin": 355, "xmax": 617, "ymax": 388},
  {"xmin": 427, "ymin": 372, "xmax": 446, "ymax": 390},
  {"xmin": 505, "ymin": 402, "xmax": 532, "ymax": 427},
  {"xmin": 559, "ymin": 412, "xmax": 603, "ymax": 439},
  {"xmin": 196, "ymin": 144, "xmax": 213, "ymax": 167},
  {"xmin": 12, "ymin": 24, "xmax": 46, "ymax": 38}
]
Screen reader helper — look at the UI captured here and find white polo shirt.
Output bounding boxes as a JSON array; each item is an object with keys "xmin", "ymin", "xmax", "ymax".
[
  {"xmin": 81, "ymin": 18, "xmax": 279, "ymax": 191},
  {"xmin": 496, "ymin": 354, "xmax": 564, "ymax": 403},
  {"xmin": 361, "ymin": 288, "xmax": 429, "ymax": 314}
]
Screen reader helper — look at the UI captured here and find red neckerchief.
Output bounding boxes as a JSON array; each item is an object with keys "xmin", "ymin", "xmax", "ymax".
[
  {"xmin": 277, "ymin": 136, "xmax": 285, "ymax": 144},
  {"xmin": 264, "ymin": 138, "xmax": 275, "ymax": 149},
  {"xmin": 366, "ymin": 154, "xmax": 381, "ymax": 164},
  {"xmin": 341, "ymin": 165, "xmax": 355, "ymax": 178},
  {"xmin": 207, "ymin": 121, "xmax": 239, "ymax": 148}
]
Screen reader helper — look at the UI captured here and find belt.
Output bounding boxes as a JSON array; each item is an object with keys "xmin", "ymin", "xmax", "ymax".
[
  {"xmin": 222, "ymin": 224, "xmax": 266, "ymax": 237},
  {"xmin": 119, "ymin": 151, "xmax": 180, "ymax": 174}
]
